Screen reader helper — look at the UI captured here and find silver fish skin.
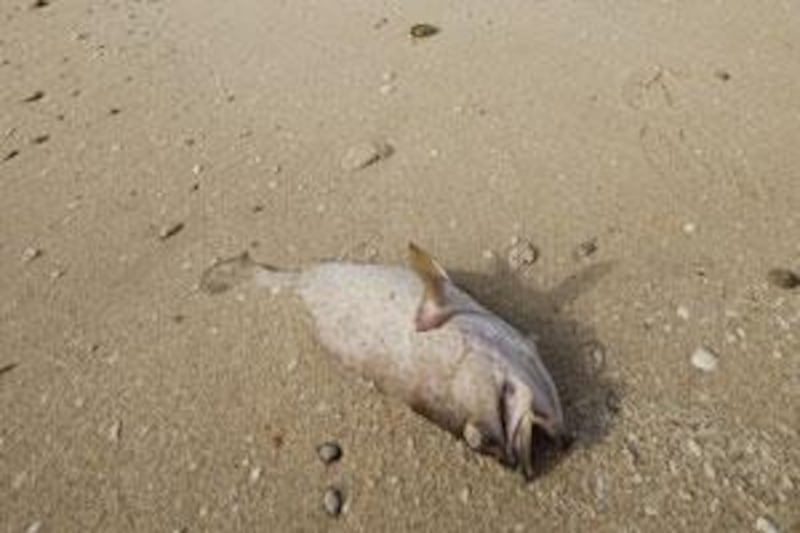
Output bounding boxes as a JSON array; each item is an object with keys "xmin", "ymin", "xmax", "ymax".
[{"xmin": 201, "ymin": 244, "xmax": 566, "ymax": 479}]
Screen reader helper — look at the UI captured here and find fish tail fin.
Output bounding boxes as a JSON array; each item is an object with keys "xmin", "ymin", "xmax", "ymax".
[{"xmin": 200, "ymin": 252, "xmax": 298, "ymax": 295}]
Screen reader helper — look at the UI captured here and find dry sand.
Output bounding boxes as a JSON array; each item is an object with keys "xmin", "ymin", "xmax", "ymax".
[{"xmin": 1, "ymin": 1, "xmax": 799, "ymax": 531}]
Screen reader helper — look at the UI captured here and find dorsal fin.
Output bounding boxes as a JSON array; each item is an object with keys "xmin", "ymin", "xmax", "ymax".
[{"xmin": 408, "ymin": 242, "xmax": 454, "ymax": 331}]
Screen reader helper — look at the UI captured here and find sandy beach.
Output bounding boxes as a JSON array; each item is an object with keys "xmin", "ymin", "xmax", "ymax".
[{"xmin": 1, "ymin": 1, "xmax": 798, "ymax": 531}]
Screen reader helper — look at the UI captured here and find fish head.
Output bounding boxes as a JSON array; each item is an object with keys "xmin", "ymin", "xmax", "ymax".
[
  {"xmin": 407, "ymin": 242, "xmax": 569, "ymax": 479},
  {"xmin": 456, "ymin": 327, "xmax": 569, "ymax": 480},
  {"xmin": 501, "ymin": 370, "xmax": 569, "ymax": 479}
]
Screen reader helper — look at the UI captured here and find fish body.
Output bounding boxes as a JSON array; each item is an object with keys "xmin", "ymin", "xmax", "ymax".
[{"xmin": 201, "ymin": 244, "xmax": 565, "ymax": 479}]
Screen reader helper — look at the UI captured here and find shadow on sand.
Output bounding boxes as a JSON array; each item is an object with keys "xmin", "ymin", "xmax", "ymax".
[{"xmin": 452, "ymin": 259, "xmax": 621, "ymax": 477}]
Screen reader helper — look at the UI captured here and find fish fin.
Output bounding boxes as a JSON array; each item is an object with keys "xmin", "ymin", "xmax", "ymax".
[
  {"xmin": 408, "ymin": 242, "xmax": 454, "ymax": 331},
  {"xmin": 200, "ymin": 252, "xmax": 257, "ymax": 294},
  {"xmin": 201, "ymin": 252, "xmax": 296, "ymax": 294}
]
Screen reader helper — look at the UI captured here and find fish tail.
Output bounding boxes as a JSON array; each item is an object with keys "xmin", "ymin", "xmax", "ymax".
[
  {"xmin": 200, "ymin": 252, "xmax": 298, "ymax": 295},
  {"xmin": 252, "ymin": 264, "xmax": 298, "ymax": 292}
]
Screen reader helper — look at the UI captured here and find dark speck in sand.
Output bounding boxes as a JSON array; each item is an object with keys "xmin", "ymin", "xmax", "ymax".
[
  {"xmin": 410, "ymin": 23, "xmax": 440, "ymax": 39},
  {"xmin": 767, "ymin": 268, "xmax": 800, "ymax": 289}
]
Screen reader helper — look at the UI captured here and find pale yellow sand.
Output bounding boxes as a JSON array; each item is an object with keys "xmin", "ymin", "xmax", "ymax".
[{"xmin": 1, "ymin": 1, "xmax": 798, "ymax": 531}]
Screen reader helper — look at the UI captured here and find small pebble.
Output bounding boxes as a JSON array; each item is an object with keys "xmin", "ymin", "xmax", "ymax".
[
  {"xmin": 410, "ymin": 23, "xmax": 440, "ymax": 39},
  {"xmin": 108, "ymin": 419, "xmax": 123, "ymax": 443},
  {"xmin": 21, "ymin": 247, "xmax": 42, "ymax": 263},
  {"xmin": 714, "ymin": 69, "xmax": 732, "ymax": 82},
  {"xmin": 248, "ymin": 466, "xmax": 262, "ymax": 484},
  {"xmin": 23, "ymin": 90, "xmax": 45, "ymax": 103},
  {"xmin": 574, "ymin": 238, "xmax": 598, "ymax": 260},
  {"xmin": 323, "ymin": 487, "xmax": 343, "ymax": 516},
  {"xmin": 676, "ymin": 305, "xmax": 690, "ymax": 320},
  {"xmin": 754, "ymin": 516, "xmax": 779, "ymax": 533},
  {"xmin": 341, "ymin": 141, "xmax": 392, "ymax": 171},
  {"xmin": 682, "ymin": 222, "xmax": 697, "ymax": 235},
  {"xmin": 507, "ymin": 238, "xmax": 539, "ymax": 270},
  {"xmin": 690, "ymin": 346, "xmax": 718, "ymax": 372},
  {"xmin": 192, "ymin": 164, "xmax": 203, "ymax": 175},
  {"xmin": 25, "ymin": 522, "xmax": 42, "ymax": 533},
  {"xmin": 317, "ymin": 441, "xmax": 342, "ymax": 464},
  {"xmin": 605, "ymin": 390, "xmax": 622, "ymax": 414},
  {"xmin": 767, "ymin": 268, "xmax": 800, "ymax": 289},
  {"xmin": 158, "ymin": 222, "xmax": 185, "ymax": 240}
]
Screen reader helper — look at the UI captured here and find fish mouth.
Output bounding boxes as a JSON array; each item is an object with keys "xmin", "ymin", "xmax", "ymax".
[{"xmin": 510, "ymin": 411, "xmax": 571, "ymax": 480}]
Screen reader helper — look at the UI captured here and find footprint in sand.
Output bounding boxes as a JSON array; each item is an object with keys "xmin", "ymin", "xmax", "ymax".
[{"xmin": 621, "ymin": 65, "xmax": 761, "ymax": 200}]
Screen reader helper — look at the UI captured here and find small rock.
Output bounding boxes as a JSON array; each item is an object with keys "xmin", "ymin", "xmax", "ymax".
[
  {"xmin": 676, "ymin": 305, "xmax": 690, "ymax": 320},
  {"xmin": 410, "ymin": 23, "xmax": 440, "ymax": 39},
  {"xmin": 192, "ymin": 164, "xmax": 203, "ymax": 175},
  {"xmin": 714, "ymin": 69, "xmax": 732, "ymax": 82},
  {"xmin": 682, "ymin": 222, "xmax": 697, "ymax": 235},
  {"xmin": 158, "ymin": 222, "xmax": 185, "ymax": 240},
  {"xmin": 25, "ymin": 521, "xmax": 42, "ymax": 533},
  {"xmin": 583, "ymin": 340, "xmax": 606, "ymax": 375},
  {"xmin": 248, "ymin": 466, "xmax": 262, "ymax": 484},
  {"xmin": 573, "ymin": 238, "xmax": 598, "ymax": 260},
  {"xmin": 21, "ymin": 247, "xmax": 42, "ymax": 263},
  {"xmin": 108, "ymin": 419, "xmax": 123, "ymax": 443},
  {"xmin": 341, "ymin": 141, "xmax": 392, "ymax": 171},
  {"xmin": 459, "ymin": 486, "xmax": 470, "ymax": 504},
  {"xmin": 507, "ymin": 239, "xmax": 539, "ymax": 270},
  {"xmin": 379, "ymin": 84, "xmax": 396, "ymax": 95},
  {"xmin": 317, "ymin": 442, "xmax": 342, "ymax": 464},
  {"xmin": 323, "ymin": 487, "xmax": 343, "ymax": 517},
  {"xmin": 767, "ymin": 268, "xmax": 800, "ymax": 289},
  {"xmin": 754, "ymin": 516, "xmax": 779, "ymax": 533},
  {"xmin": 605, "ymin": 389, "xmax": 622, "ymax": 414},
  {"xmin": 690, "ymin": 346, "xmax": 718, "ymax": 372},
  {"xmin": 23, "ymin": 90, "xmax": 45, "ymax": 103}
]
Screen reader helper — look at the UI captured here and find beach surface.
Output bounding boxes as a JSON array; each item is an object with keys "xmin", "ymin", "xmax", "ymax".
[{"xmin": 1, "ymin": 1, "xmax": 798, "ymax": 531}]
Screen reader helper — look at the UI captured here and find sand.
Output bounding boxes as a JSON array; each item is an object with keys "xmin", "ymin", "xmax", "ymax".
[{"xmin": 1, "ymin": 0, "xmax": 798, "ymax": 531}]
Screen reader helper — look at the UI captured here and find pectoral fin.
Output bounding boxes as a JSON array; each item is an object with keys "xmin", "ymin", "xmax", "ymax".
[{"xmin": 408, "ymin": 242, "xmax": 454, "ymax": 331}]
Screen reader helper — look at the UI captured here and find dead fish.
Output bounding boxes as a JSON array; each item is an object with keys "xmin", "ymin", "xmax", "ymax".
[{"xmin": 201, "ymin": 243, "xmax": 566, "ymax": 479}]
